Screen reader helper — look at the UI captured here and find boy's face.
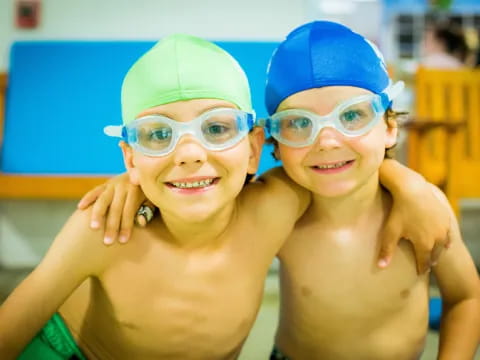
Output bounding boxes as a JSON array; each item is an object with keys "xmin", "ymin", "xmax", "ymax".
[
  {"xmin": 122, "ymin": 99, "xmax": 263, "ymax": 222},
  {"xmin": 275, "ymin": 86, "xmax": 397, "ymax": 198}
]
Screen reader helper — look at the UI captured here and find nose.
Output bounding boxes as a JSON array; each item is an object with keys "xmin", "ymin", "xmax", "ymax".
[
  {"xmin": 312, "ymin": 126, "xmax": 342, "ymax": 151},
  {"xmin": 172, "ymin": 135, "xmax": 208, "ymax": 166}
]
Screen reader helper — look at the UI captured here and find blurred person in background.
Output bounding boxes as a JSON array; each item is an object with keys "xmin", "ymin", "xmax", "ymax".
[{"xmin": 421, "ymin": 23, "xmax": 469, "ymax": 68}]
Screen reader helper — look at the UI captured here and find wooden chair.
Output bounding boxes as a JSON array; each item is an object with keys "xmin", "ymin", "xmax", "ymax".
[{"xmin": 405, "ymin": 67, "xmax": 480, "ymax": 216}]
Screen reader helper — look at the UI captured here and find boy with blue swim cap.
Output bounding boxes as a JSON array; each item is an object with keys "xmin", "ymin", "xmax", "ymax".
[{"xmin": 265, "ymin": 21, "xmax": 480, "ymax": 360}]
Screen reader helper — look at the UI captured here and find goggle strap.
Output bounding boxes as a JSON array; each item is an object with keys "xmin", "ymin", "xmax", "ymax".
[
  {"xmin": 247, "ymin": 113, "xmax": 255, "ymax": 130},
  {"xmin": 263, "ymin": 118, "xmax": 275, "ymax": 135},
  {"xmin": 383, "ymin": 81, "xmax": 404, "ymax": 101},
  {"xmin": 104, "ymin": 125, "xmax": 123, "ymax": 138},
  {"xmin": 255, "ymin": 118, "xmax": 266, "ymax": 127},
  {"xmin": 379, "ymin": 81, "xmax": 404, "ymax": 110},
  {"xmin": 250, "ymin": 114, "xmax": 255, "ymax": 127}
]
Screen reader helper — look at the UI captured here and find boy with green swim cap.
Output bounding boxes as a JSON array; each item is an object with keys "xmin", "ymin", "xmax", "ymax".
[{"xmin": 0, "ymin": 33, "xmax": 313, "ymax": 359}]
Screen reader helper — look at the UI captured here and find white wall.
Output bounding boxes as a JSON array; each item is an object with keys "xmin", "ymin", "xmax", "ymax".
[
  {"xmin": 307, "ymin": 0, "xmax": 382, "ymax": 43},
  {"xmin": 0, "ymin": 0, "xmax": 383, "ymax": 268},
  {"xmin": 0, "ymin": 0, "xmax": 386, "ymax": 71},
  {"xmin": 0, "ymin": 0, "xmax": 308, "ymax": 71}
]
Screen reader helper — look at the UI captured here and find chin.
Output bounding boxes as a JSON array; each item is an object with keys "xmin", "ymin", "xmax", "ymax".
[
  {"xmin": 171, "ymin": 202, "xmax": 229, "ymax": 222},
  {"xmin": 310, "ymin": 180, "xmax": 358, "ymax": 198}
]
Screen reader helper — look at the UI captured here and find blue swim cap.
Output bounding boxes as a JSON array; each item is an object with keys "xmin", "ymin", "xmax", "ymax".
[{"xmin": 265, "ymin": 21, "xmax": 391, "ymax": 115}]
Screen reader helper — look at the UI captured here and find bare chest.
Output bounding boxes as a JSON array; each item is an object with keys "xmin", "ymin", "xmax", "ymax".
[
  {"xmin": 279, "ymin": 227, "xmax": 429, "ymax": 319},
  {"xmin": 275, "ymin": 229, "xmax": 429, "ymax": 359},
  {"xmin": 64, "ymin": 244, "xmax": 268, "ymax": 359}
]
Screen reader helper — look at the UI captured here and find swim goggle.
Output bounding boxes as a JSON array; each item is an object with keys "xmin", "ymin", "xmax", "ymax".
[
  {"xmin": 263, "ymin": 81, "xmax": 404, "ymax": 148},
  {"xmin": 104, "ymin": 108, "xmax": 255, "ymax": 156}
]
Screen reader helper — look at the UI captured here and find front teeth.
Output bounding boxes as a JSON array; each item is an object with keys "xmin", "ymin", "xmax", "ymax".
[
  {"xmin": 171, "ymin": 179, "xmax": 214, "ymax": 189},
  {"xmin": 316, "ymin": 161, "xmax": 349, "ymax": 169}
]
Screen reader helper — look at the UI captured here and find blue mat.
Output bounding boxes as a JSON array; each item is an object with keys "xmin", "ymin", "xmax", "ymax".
[{"xmin": 2, "ymin": 40, "xmax": 281, "ymax": 175}]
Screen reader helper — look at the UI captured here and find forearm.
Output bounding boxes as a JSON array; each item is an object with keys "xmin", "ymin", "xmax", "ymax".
[
  {"xmin": 437, "ymin": 298, "xmax": 480, "ymax": 360},
  {"xmin": 378, "ymin": 159, "xmax": 425, "ymax": 196},
  {"xmin": 0, "ymin": 304, "xmax": 38, "ymax": 359}
]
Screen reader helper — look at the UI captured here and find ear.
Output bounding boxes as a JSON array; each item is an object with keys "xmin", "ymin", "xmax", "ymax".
[
  {"xmin": 119, "ymin": 141, "xmax": 141, "ymax": 185},
  {"xmin": 273, "ymin": 142, "xmax": 281, "ymax": 161},
  {"xmin": 247, "ymin": 127, "xmax": 265, "ymax": 175},
  {"xmin": 385, "ymin": 117, "xmax": 398, "ymax": 149}
]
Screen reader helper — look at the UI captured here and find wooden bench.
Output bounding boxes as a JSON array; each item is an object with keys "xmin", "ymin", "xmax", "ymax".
[{"xmin": 405, "ymin": 67, "xmax": 480, "ymax": 215}]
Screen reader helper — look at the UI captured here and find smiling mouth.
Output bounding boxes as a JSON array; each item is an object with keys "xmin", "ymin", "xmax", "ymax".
[
  {"xmin": 166, "ymin": 178, "xmax": 219, "ymax": 189},
  {"xmin": 312, "ymin": 160, "xmax": 354, "ymax": 170}
]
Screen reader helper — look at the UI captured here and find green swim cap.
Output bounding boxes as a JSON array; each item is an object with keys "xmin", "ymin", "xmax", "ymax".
[{"xmin": 121, "ymin": 34, "xmax": 252, "ymax": 124}]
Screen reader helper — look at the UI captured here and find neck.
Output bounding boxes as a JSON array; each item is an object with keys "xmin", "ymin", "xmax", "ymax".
[
  {"xmin": 156, "ymin": 201, "xmax": 237, "ymax": 250},
  {"xmin": 309, "ymin": 172, "xmax": 387, "ymax": 228}
]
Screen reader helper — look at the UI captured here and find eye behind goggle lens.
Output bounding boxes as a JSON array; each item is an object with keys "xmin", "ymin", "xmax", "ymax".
[
  {"xmin": 276, "ymin": 115, "xmax": 313, "ymax": 143},
  {"xmin": 134, "ymin": 121, "xmax": 173, "ymax": 152},
  {"xmin": 339, "ymin": 99, "xmax": 378, "ymax": 132},
  {"xmin": 201, "ymin": 112, "xmax": 241, "ymax": 145}
]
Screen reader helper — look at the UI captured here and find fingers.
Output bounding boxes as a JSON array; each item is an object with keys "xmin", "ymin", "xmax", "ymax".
[
  {"xmin": 118, "ymin": 186, "xmax": 147, "ymax": 243},
  {"xmin": 429, "ymin": 220, "xmax": 453, "ymax": 266},
  {"xmin": 136, "ymin": 214, "xmax": 147, "ymax": 227},
  {"xmin": 377, "ymin": 220, "xmax": 401, "ymax": 268},
  {"xmin": 413, "ymin": 246, "xmax": 432, "ymax": 274},
  {"xmin": 77, "ymin": 184, "xmax": 107, "ymax": 209},
  {"xmin": 430, "ymin": 243, "xmax": 445, "ymax": 267},
  {"xmin": 415, "ymin": 233, "xmax": 449, "ymax": 272},
  {"xmin": 103, "ymin": 185, "xmax": 128, "ymax": 245},
  {"xmin": 135, "ymin": 202, "xmax": 156, "ymax": 227},
  {"xmin": 89, "ymin": 185, "xmax": 114, "ymax": 230},
  {"xmin": 444, "ymin": 224, "xmax": 453, "ymax": 249}
]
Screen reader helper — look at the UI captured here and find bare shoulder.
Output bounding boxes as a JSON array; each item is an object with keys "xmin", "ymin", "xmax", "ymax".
[
  {"xmin": 44, "ymin": 207, "xmax": 112, "ymax": 277},
  {"xmin": 428, "ymin": 183, "xmax": 449, "ymax": 204},
  {"xmin": 239, "ymin": 167, "xmax": 311, "ymax": 220},
  {"xmin": 427, "ymin": 184, "xmax": 461, "ymax": 245}
]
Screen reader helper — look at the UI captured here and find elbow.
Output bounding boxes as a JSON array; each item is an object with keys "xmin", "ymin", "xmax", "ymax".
[
  {"xmin": 0, "ymin": 336, "xmax": 20, "ymax": 360},
  {"xmin": 442, "ymin": 296, "xmax": 480, "ymax": 315}
]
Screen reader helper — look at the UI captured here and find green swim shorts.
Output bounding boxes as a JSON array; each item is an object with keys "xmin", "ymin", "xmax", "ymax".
[{"xmin": 18, "ymin": 313, "xmax": 87, "ymax": 360}]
